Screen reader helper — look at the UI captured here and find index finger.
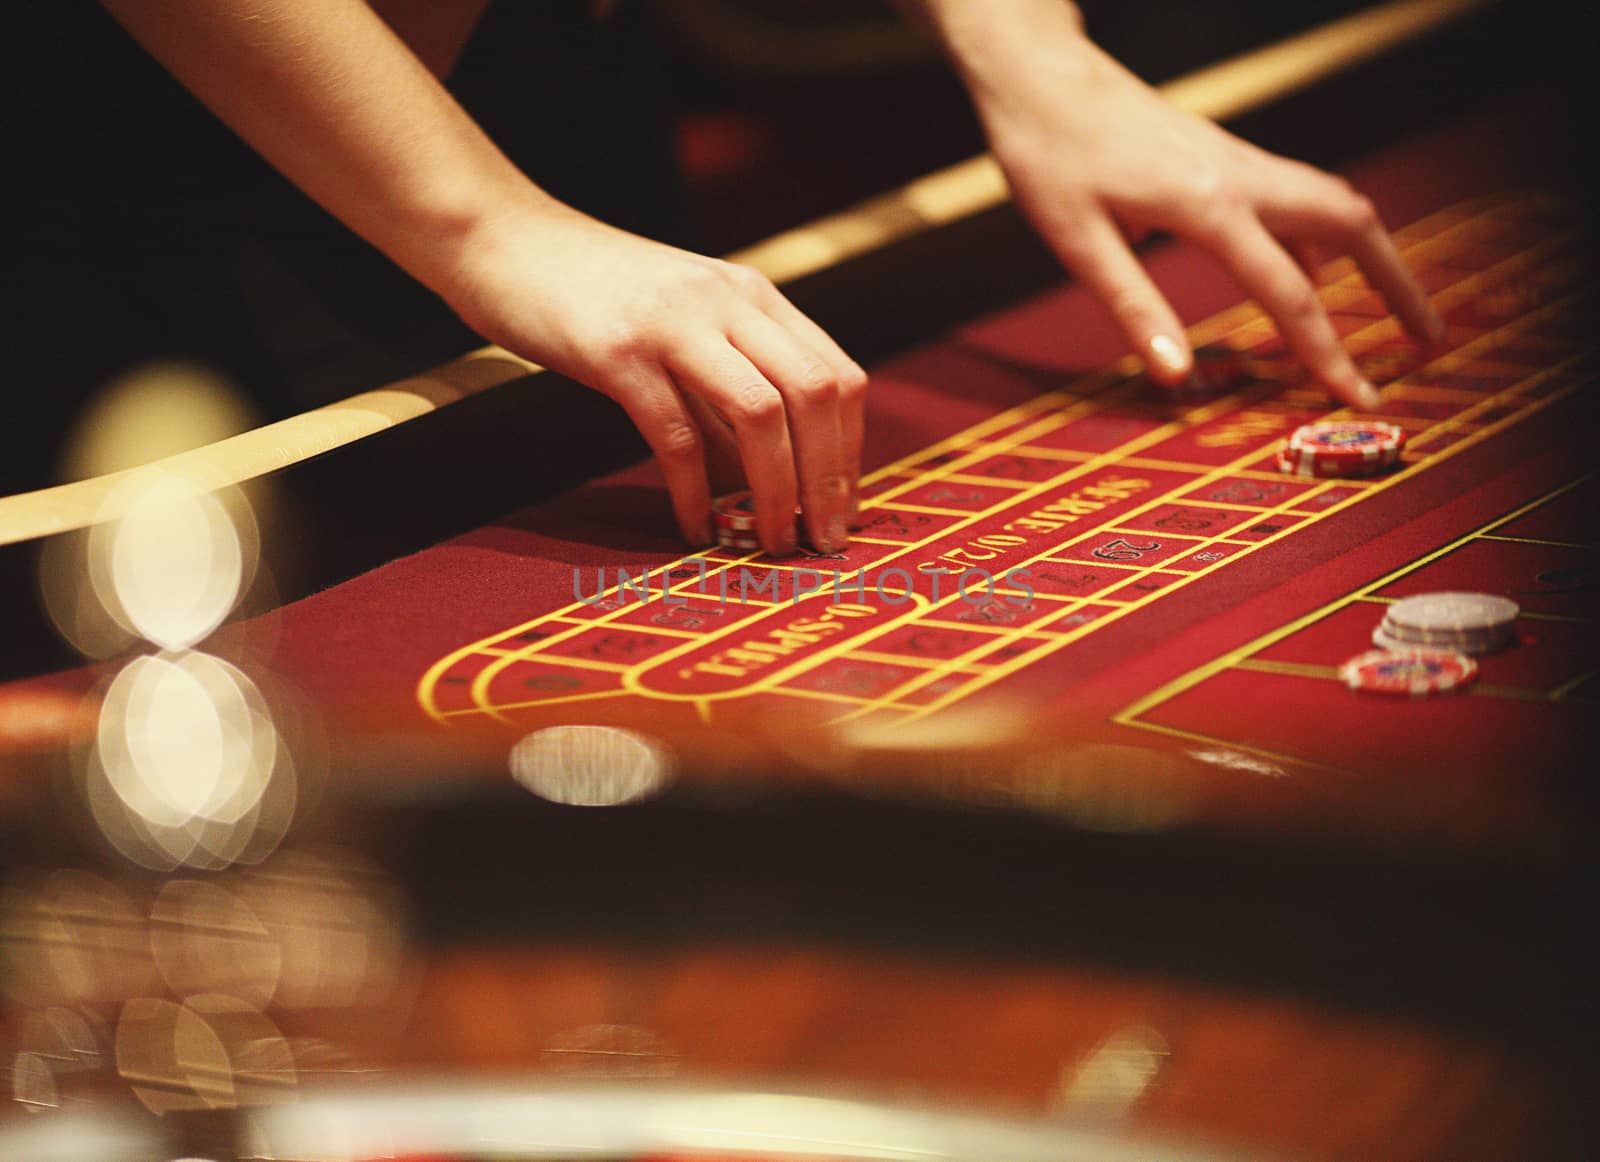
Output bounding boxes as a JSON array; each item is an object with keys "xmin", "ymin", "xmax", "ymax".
[
  {"xmin": 1202, "ymin": 214, "xmax": 1378, "ymax": 409},
  {"xmin": 668, "ymin": 339, "xmax": 801, "ymax": 556}
]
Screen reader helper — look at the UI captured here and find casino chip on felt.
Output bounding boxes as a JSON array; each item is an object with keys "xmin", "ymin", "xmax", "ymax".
[
  {"xmin": 1376, "ymin": 591, "xmax": 1520, "ymax": 655},
  {"xmin": 712, "ymin": 489, "xmax": 804, "ymax": 552},
  {"xmin": 1277, "ymin": 420, "xmax": 1405, "ymax": 479},
  {"xmin": 1340, "ymin": 647, "xmax": 1478, "ymax": 696}
]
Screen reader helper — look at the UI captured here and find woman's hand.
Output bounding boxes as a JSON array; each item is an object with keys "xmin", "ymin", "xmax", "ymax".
[
  {"xmin": 447, "ymin": 201, "xmax": 867, "ymax": 553},
  {"xmin": 99, "ymin": 0, "xmax": 866, "ymax": 553},
  {"xmin": 911, "ymin": 0, "xmax": 1443, "ymax": 408}
]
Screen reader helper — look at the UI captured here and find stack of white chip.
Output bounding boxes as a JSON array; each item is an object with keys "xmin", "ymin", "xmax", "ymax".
[{"xmin": 1373, "ymin": 591, "xmax": 1520, "ymax": 655}]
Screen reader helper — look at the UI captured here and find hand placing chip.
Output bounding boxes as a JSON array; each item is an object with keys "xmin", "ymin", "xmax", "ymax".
[
  {"xmin": 901, "ymin": 0, "xmax": 1445, "ymax": 409},
  {"xmin": 446, "ymin": 206, "xmax": 866, "ymax": 556}
]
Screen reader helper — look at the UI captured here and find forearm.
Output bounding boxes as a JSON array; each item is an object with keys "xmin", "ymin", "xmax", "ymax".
[{"xmin": 98, "ymin": 0, "xmax": 557, "ymax": 300}]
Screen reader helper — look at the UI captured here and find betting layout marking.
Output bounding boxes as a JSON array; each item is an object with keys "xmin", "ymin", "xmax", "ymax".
[{"xmin": 417, "ymin": 193, "xmax": 1592, "ymax": 729}]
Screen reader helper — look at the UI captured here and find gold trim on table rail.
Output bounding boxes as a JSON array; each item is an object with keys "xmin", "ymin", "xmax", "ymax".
[{"xmin": 0, "ymin": 0, "xmax": 1494, "ymax": 546}]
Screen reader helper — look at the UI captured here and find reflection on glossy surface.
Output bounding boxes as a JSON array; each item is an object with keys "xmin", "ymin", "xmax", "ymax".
[
  {"xmin": 1, "ymin": 847, "xmax": 409, "ymax": 1130},
  {"xmin": 1056, "ymin": 1025, "xmax": 1170, "ymax": 1120},
  {"xmin": 510, "ymin": 725, "xmax": 676, "ymax": 806},
  {"xmin": 837, "ymin": 703, "xmax": 1029, "ymax": 754},
  {"xmin": 1187, "ymin": 748, "xmax": 1289, "ymax": 779},
  {"xmin": 11, "ymin": 1006, "xmax": 107, "ymax": 1112},
  {"xmin": 0, "ymin": 1107, "xmax": 170, "ymax": 1161},
  {"xmin": 10, "ymin": 1049, "xmax": 57, "ymax": 1111},
  {"xmin": 238, "ymin": 848, "xmax": 407, "ymax": 1012},
  {"xmin": 542, "ymin": 1024, "xmax": 678, "ymax": 1078},
  {"xmin": 114, "ymin": 984, "xmax": 302, "ymax": 1114},
  {"xmin": 150, "ymin": 879, "xmax": 281, "ymax": 1007},
  {"xmin": 1014, "ymin": 745, "xmax": 1193, "ymax": 833},
  {"xmin": 0, "ymin": 871, "xmax": 156, "ymax": 1007},
  {"xmin": 242, "ymin": 1079, "xmax": 1262, "ymax": 1161}
]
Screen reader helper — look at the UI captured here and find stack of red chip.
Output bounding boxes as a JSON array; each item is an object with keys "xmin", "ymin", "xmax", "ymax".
[
  {"xmin": 712, "ymin": 490, "xmax": 763, "ymax": 550},
  {"xmin": 1276, "ymin": 419, "xmax": 1406, "ymax": 478},
  {"xmin": 712, "ymin": 490, "xmax": 810, "ymax": 551}
]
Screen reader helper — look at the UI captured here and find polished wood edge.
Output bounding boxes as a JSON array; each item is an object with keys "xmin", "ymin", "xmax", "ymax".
[{"xmin": 0, "ymin": 0, "xmax": 1494, "ymax": 545}]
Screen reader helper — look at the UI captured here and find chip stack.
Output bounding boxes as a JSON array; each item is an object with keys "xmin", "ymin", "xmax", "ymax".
[
  {"xmin": 1340, "ymin": 647, "xmax": 1479, "ymax": 696},
  {"xmin": 1276, "ymin": 420, "xmax": 1406, "ymax": 478},
  {"xmin": 712, "ymin": 490, "xmax": 811, "ymax": 552},
  {"xmin": 1373, "ymin": 591, "xmax": 1520, "ymax": 655},
  {"xmin": 712, "ymin": 490, "xmax": 763, "ymax": 551}
]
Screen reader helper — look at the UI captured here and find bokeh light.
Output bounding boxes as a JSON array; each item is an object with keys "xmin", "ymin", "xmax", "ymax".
[
  {"xmin": 82, "ymin": 651, "xmax": 296, "ymax": 871},
  {"xmin": 236, "ymin": 848, "xmax": 406, "ymax": 1012},
  {"xmin": 87, "ymin": 471, "xmax": 251, "ymax": 652},
  {"xmin": 58, "ymin": 360, "xmax": 257, "ymax": 484},
  {"xmin": 150, "ymin": 879, "xmax": 281, "ymax": 1008},
  {"xmin": 1055, "ymin": 1025, "xmax": 1170, "ymax": 1119},
  {"xmin": 0, "ymin": 871, "xmax": 157, "ymax": 1008}
]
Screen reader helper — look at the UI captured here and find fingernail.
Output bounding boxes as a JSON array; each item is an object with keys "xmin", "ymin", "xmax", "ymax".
[
  {"xmin": 1357, "ymin": 381, "xmax": 1382, "ymax": 410},
  {"xmin": 824, "ymin": 515, "xmax": 850, "ymax": 553},
  {"xmin": 1149, "ymin": 334, "xmax": 1189, "ymax": 379},
  {"xmin": 1427, "ymin": 310, "xmax": 1446, "ymax": 343}
]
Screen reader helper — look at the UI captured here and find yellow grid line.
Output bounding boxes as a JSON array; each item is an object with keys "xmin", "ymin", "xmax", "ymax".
[
  {"xmin": 416, "ymin": 195, "xmax": 1591, "ymax": 727},
  {"xmin": 1477, "ymin": 534, "xmax": 1595, "ymax": 550},
  {"xmin": 1550, "ymin": 668, "xmax": 1599, "ymax": 702},
  {"xmin": 1113, "ymin": 473, "xmax": 1595, "ymax": 758},
  {"xmin": 841, "ymin": 341, "xmax": 1591, "ymax": 721}
]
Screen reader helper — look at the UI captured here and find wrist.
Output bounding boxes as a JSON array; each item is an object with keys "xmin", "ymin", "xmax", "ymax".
[
  {"xmin": 926, "ymin": 0, "xmax": 1104, "ymax": 130},
  {"xmin": 396, "ymin": 170, "xmax": 567, "ymax": 315}
]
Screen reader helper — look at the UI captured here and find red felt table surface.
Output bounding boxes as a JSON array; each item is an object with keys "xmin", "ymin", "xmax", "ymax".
[{"xmin": 3, "ymin": 86, "xmax": 1594, "ymax": 848}]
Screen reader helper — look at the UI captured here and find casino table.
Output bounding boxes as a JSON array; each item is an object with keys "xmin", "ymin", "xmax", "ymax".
[{"xmin": 0, "ymin": 3, "xmax": 1595, "ymax": 1160}]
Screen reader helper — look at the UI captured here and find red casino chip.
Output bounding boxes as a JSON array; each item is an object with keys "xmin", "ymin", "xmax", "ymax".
[
  {"xmin": 713, "ymin": 490, "xmax": 811, "ymax": 551},
  {"xmin": 1279, "ymin": 419, "xmax": 1405, "ymax": 478},
  {"xmin": 1286, "ymin": 419, "xmax": 1406, "ymax": 462},
  {"xmin": 712, "ymin": 490, "xmax": 760, "ymax": 531},
  {"xmin": 1339, "ymin": 647, "xmax": 1478, "ymax": 696},
  {"xmin": 1274, "ymin": 449, "xmax": 1364, "ymax": 478}
]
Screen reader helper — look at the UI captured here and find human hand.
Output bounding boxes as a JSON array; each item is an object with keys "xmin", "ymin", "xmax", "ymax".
[
  {"xmin": 446, "ymin": 202, "xmax": 866, "ymax": 553},
  {"xmin": 971, "ymin": 31, "xmax": 1442, "ymax": 407},
  {"xmin": 95, "ymin": 0, "xmax": 862, "ymax": 551}
]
